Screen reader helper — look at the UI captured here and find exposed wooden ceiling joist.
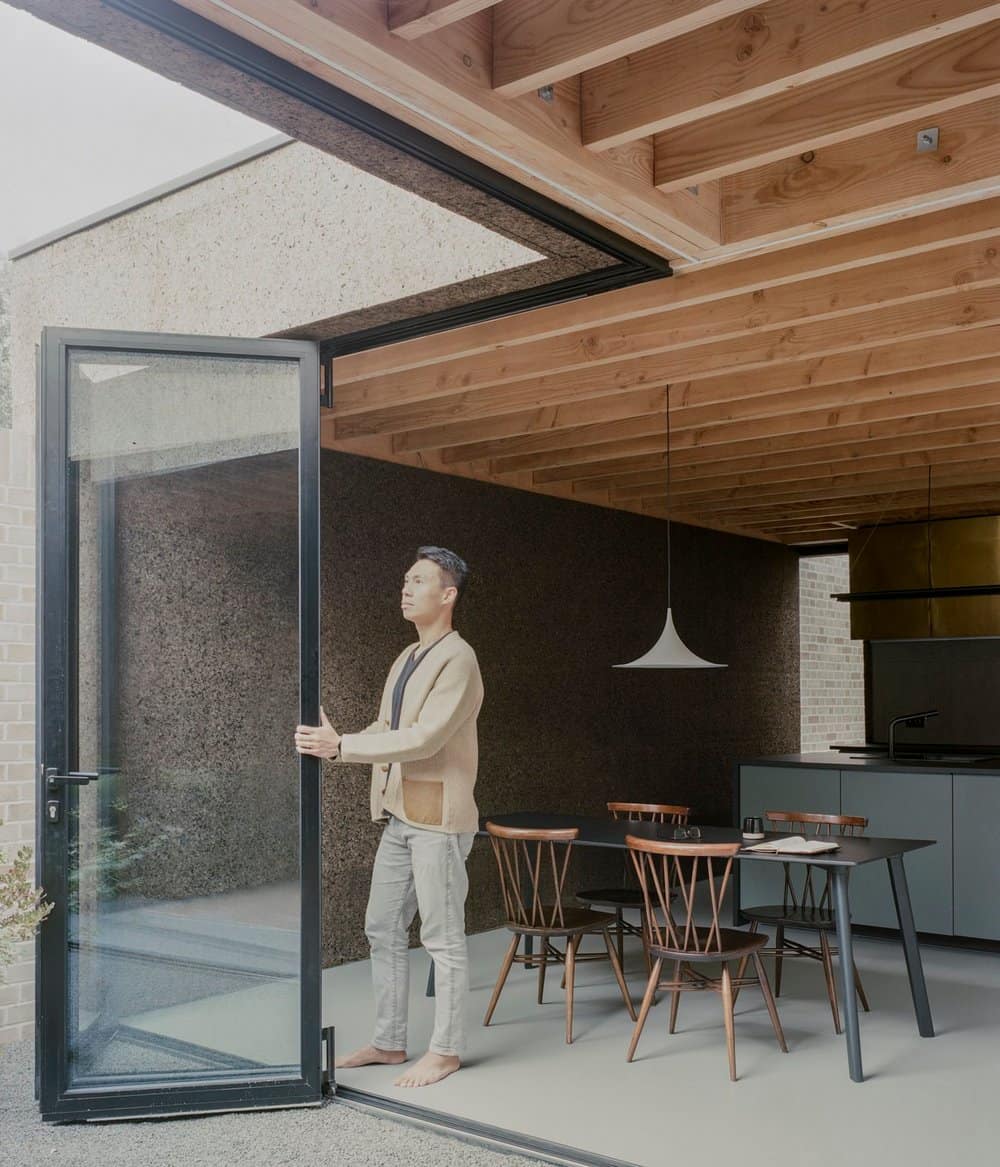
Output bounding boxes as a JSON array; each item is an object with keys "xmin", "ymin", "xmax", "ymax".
[
  {"xmin": 723, "ymin": 95, "xmax": 1000, "ymax": 247},
  {"xmin": 653, "ymin": 19, "xmax": 1000, "ymax": 190},
  {"xmin": 22, "ymin": 0, "xmax": 1000, "ymax": 544},
  {"xmin": 582, "ymin": 0, "xmax": 1000, "ymax": 150},
  {"xmin": 490, "ymin": 0, "xmax": 754, "ymax": 96},
  {"xmin": 388, "ymin": 1, "xmax": 502, "ymax": 40}
]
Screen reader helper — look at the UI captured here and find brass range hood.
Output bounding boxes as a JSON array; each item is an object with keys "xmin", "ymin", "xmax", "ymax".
[{"xmin": 836, "ymin": 515, "xmax": 1000, "ymax": 640}]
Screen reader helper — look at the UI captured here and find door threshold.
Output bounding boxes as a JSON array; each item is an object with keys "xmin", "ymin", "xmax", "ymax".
[{"xmin": 335, "ymin": 1086, "xmax": 642, "ymax": 1167}]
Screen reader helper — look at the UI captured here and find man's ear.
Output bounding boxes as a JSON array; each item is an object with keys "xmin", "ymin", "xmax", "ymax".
[{"xmin": 442, "ymin": 586, "xmax": 457, "ymax": 607}]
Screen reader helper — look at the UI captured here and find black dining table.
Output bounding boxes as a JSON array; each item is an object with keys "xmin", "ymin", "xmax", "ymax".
[{"xmin": 480, "ymin": 812, "xmax": 936, "ymax": 1084}]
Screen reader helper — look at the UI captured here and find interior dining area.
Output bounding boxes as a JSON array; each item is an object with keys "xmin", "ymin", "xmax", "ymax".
[{"xmin": 17, "ymin": 0, "xmax": 1000, "ymax": 1162}]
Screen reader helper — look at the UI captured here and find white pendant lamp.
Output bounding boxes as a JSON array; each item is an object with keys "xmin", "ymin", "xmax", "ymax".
[{"xmin": 615, "ymin": 386, "xmax": 726, "ymax": 670}]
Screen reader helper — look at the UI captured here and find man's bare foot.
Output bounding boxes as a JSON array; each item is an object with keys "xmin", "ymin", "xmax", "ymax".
[
  {"xmin": 394, "ymin": 1051, "xmax": 460, "ymax": 1087},
  {"xmin": 335, "ymin": 1044, "xmax": 407, "ymax": 1069}
]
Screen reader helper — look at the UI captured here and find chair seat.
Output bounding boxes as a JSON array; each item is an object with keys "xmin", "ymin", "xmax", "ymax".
[
  {"xmin": 505, "ymin": 906, "xmax": 622, "ymax": 936},
  {"xmin": 575, "ymin": 886, "xmax": 644, "ymax": 910},
  {"xmin": 742, "ymin": 904, "xmax": 837, "ymax": 930},
  {"xmin": 649, "ymin": 927, "xmax": 768, "ymax": 961}
]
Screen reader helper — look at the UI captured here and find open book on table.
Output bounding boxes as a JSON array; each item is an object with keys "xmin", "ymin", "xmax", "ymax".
[{"xmin": 743, "ymin": 835, "xmax": 839, "ymax": 855}]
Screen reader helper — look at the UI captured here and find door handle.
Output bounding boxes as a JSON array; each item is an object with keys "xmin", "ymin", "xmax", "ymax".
[{"xmin": 46, "ymin": 768, "xmax": 100, "ymax": 791}]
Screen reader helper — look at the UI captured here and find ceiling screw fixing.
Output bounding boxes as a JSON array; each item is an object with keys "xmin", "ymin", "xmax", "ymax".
[
  {"xmin": 917, "ymin": 127, "xmax": 939, "ymax": 153},
  {"xmin": 537, "ymin": 85, "xmax": 554, "ymax": 103}
]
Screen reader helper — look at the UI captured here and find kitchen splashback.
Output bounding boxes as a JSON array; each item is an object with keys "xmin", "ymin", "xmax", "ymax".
[{"xmin": 868, "ymin": 638, "xmax": 1000, "ymax": 750}]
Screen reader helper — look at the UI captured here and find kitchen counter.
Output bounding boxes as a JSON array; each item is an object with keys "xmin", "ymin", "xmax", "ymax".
[
  {"xmin": 737, "ymin": 756, "xmax": 1000, "ymax": 942},
  {"xmin": 741, "ymin": 751, "xmax": 1000, "ymax": 774}
]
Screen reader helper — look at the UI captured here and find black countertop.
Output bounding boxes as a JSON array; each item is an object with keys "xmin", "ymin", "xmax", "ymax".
[{"xmin": 741, "ymin": 752, "xmax": 1000, "ymax": 775}]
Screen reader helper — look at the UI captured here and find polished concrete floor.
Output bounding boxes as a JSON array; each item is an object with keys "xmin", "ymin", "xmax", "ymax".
[
  {"xmin": 326, "ymin": 923, "xmax": 1000, "ymax": 1167},
  {"xmin": 66, "ymin": 891, "xmax": 1000, "ymax": 1166}
]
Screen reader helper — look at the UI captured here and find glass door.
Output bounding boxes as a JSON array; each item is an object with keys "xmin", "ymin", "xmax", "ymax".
[{"xmin": 37, "ymin": 329, "xmax": 321, "ymax": 1121}]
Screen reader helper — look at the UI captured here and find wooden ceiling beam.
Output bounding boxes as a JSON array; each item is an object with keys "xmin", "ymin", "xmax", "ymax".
[
  {"xmin": 724, "ymin": 95, "xmax": 1000, "ymax": 246},
  {"xmin": 333, "ymin": 244, "xmax": 1000, "ymax": 433},
  {"xmin": 762, "ymin": 499, "xmax": 1000, "ymax": 539},
  {"xmin": 669, "ymin": 329, "xmax": 1000, "ymax": 412},
  {"xmin": 173, "ymin": 0, "xmax": 705, "ymax": 254},
  {"xmin": 391, "ymin": 385, "xmax": 667, "ymax": 453},
  {"xmin": 696, "ymin": 482, "xmax": 1000, "ymax": 527},
  {"xmin": 408, "ymin": 356, "xmax": 1000, "ymax": 462},
  {"xmin": 490, "ymin": 0, "xmax": 753, "ymax": 97},
  {"xmin": 653, "ymin": 19, "xmax": 1000, "ymax": 191},
  {"xmin": 651, "ymin": 462, "xmax": 1000, "ymax": 514},
  {"xmin": 497, "ymin": 394, "xmax": 998, "ymax": 476},
  {"xmin": 569, "ymin": 417, "xmax": 1000, "ymax": 493},
  {"xmin": 583, "ymin": 0, "xmax": 1000, "ymax": 150},
  {"xmin": 335, "ymin": 287, "xmax": 1000, "ymax": 441},
  {"xmin": 441, "ymin": 376, "xmax": 1000, "ymax": 470},
  {"xmin": 333, "ymin": 194, "xmax": 1000, "ymax": 386},
  {"xmin": 606, "ymin": 431, "xmax": 1000, "ymax": 500},
  {"xmin": 388, "ymin": 1, "xmax": 501, "ymax": 39}
]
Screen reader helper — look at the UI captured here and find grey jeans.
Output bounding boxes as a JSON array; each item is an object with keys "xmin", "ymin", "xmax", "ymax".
[{"xmin": 365, "ymin": 815, "xmax": 476, "ymax": 1057}]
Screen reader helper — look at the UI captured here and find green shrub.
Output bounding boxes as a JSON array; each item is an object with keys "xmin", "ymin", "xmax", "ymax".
[{"xmin": 0, "ymin": 822, "xmax": 51, "ymax": 981}]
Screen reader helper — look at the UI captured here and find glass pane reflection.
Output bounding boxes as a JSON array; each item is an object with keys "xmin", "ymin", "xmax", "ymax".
[{"xmin": 66, "ymin": 350, "xmax": 302, "ymax": 1084}]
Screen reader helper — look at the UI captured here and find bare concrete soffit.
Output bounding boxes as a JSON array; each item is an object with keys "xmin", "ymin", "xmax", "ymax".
[{"xmin": 8, "ymin": 0, "xmax": 615, "ymax": 286}]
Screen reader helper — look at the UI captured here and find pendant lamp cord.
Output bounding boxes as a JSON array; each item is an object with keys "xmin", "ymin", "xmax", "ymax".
[
  {"xmin": 926, "ymin": 464, "xmax": 932, "ymax": 588},
  {"xmin": 666, "ymin": 385, "xmax": 672, "ymax": 610}
]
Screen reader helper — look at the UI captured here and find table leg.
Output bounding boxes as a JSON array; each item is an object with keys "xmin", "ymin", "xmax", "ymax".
[
  {"xmin": 887, "ymin": 855, "xmax": 934, "ymax": 1038},
  {"xmin": 831, "ymin": 866, "xmax": 864, "ymax": 1083}
]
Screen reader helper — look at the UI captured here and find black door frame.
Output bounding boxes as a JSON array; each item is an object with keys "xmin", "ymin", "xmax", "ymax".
[{"xmin": 36, "ymin": 327, "xmax": 322, "ymax": 1122}]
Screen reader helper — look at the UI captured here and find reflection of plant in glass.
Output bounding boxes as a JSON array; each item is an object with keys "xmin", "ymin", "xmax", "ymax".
[
  {"xmin": 0, "ymin": 822, "xmax": 52, "ymax": 982},
  {"xmin": 68, "ymin": 798, "xmax": 186, "ymax": 898}
]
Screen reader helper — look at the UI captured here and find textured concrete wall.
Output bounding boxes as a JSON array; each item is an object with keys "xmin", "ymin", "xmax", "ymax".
[
  {"xmin": 799, "ymin": 554, "xmax": 864, "ymax": 752},
  {"xmin": 319, "ymin": 450, "xmax": 801, "ymax": 966},
  {"xmin": 3, "ymin": 139, "xmax": 541, "ymax": 1045},
  {"xmin": 12, "ymin": 141, "xmax": 538, "ymax": 341}
]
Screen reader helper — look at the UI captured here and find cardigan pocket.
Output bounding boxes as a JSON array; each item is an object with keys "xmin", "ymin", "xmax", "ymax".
[{"xmin": 402, "ymin": 778, "xmax": 444, "ymax": 826}]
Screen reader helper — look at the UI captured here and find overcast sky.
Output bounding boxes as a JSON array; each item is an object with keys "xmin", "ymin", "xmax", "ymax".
[{"xmin": 0, "ymin": 6, "xmax": 274, "ymax": 256}]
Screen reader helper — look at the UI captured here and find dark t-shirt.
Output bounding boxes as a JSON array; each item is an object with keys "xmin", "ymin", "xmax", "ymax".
[{"xmin": 389, "ymin": 630, "xmax": 456, "ymax": 730}]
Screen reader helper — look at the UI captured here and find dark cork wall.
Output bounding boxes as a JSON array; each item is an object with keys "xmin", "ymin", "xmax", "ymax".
[
  {"xmin": 107, "ymin": 447, "xmax": 799, "ymax": 966},
  {"xmin": 114, "ymin": 455, "xmax": 301, "ymax": 901},
  {"xmin": 320, "ymin": 449, "xmax": 800, "ymax": 968}
]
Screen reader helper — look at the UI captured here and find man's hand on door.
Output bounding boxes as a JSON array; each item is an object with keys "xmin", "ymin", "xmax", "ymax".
[{"xmin": 294, "ymin": 706, "xmax": 341, "ymax": 758}]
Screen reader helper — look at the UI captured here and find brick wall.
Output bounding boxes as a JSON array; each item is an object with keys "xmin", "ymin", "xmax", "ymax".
[
  {"xmin": 799, "ymin": 554, "xmax": 865, "ymax": 753},
  {"xmin": 0, "ymin": 424, "xmax": 37, "ymax": 1045}
]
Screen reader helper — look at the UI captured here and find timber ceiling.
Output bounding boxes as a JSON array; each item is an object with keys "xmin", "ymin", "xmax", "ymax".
[{"xmin": 18, "ymin": 0, "xmax": 1000, "ymax": 545}]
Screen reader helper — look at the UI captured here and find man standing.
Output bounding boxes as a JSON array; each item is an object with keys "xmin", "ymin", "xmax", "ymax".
[{"xmin": 294, "ymin": 546, "xmax": 483, "ymax": 1088}]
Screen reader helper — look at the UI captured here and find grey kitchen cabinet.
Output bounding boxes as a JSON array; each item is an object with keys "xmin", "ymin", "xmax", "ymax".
[
  {"xmin": 954, "ymin": 774, "xmax": 1000, "ymax": 941},
  {"xmin": 738, "ymin": 765, "xmax": 841, "ymax": 914},
  {"xmin": 840, "ymin": 770, "xmax": 952, "ymax": 935}
]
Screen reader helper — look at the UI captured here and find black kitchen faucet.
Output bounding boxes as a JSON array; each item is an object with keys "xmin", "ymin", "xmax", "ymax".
[{"xmin": 888, "ymin": 709, "xmax": 941, "ymax": 762}]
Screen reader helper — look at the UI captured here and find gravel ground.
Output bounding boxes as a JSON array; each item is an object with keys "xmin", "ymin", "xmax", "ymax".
[{"xmin": 0, "ymin": 1041, "xmax": 539, "ymax": 1167}]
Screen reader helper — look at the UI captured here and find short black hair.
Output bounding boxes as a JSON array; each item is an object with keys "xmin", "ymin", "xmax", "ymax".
[{"xmin": 415, "ymin": 546, "xmax": 468, "ymax": 600}]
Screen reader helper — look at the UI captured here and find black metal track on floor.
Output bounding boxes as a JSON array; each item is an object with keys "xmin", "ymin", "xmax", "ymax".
[
  {"xmin": 104, "ymin": 0, "xmax": 673, "ymax": 367},
  {"xmin": 336, "ymin": 1086, "xmax": 644, "ymax": 1167}
]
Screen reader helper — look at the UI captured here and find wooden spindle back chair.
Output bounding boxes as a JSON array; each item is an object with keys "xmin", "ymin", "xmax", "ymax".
[
  {"xmin": 609, "ymin": 802, "xmax": 691, "ymax": 825},
  {"xmin": 624, "ymin": 835, "xmax": 787, "ymax": 1080},
  {"xmin": 738, "ymin": 810, "xmax": 870, "ymax": 1034},
  {"xmin": 483, "ymin": 823, "xmax": 636, "ymax": 1043},
  {"xmin": 576, "ymin": 802, "xmax": 692, "ymax": 970}
]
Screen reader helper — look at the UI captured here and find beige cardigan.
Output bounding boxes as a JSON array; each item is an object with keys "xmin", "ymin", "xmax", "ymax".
[{"xmin": 338, "ymin": 632, "xmax": 484, "ymax": 834}]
